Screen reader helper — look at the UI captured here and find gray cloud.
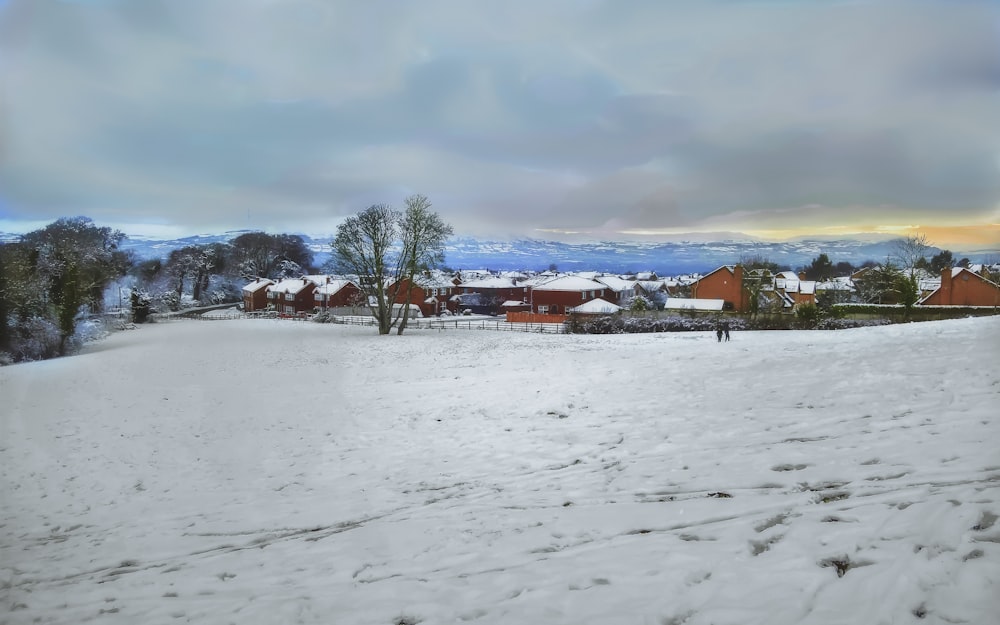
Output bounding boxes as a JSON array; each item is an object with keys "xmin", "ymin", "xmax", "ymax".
[{"xmin": 0, "ymin": 0, "xmax": 997, "ymax": 239}]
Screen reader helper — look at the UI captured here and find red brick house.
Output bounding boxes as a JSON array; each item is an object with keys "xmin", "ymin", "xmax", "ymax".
[
  {"xmin": 314, "ymin": 279, "xmax": 363, "ymax": 310},
  {"xmin": 418, "ymin": 276, "xmax": 461, "ymax": 316},
  {"xmin": 530, "ymin": 276, "xmax": 609, "ymax": 315},
  {"xmin": 774, "ymin": 272, "xmax": 816, "ymax": 308},
  {"xmin": 690, "ymin": 265, "xmax": 748, "ymax": 312},
  {"xmin": 594, "ymin": 276, "xmax": 635, "ymax": 306},
  {"xmin": 919, "ymin": 267, "xmax": 1000, "ymax": 307},
  {"xmin": 241, "ymin": 278, "xmax": 273, "ymax": 312},
  {"xmin": 266, "ymin": 278, "xmax": 318, "ymax": 315},
  {"xmin": 456, "ymin": 276, "xmax": 529, "ymax": 315}
]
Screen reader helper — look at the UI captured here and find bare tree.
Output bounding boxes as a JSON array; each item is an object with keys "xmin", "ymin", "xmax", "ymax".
[
  {"xmin": 331, "ymin": 196, "xmax": 452, "ymax": 335},
  {"xmin": 891, "ymin": 234, "xmax": 931, "ymax": 277},
  {"xmin": 395, "ymin": 195, "xmax": 453, "ymax": 334}
]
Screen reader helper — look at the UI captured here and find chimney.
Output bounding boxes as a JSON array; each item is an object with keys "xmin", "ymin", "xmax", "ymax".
[
  {"xmin": 798, "ymin": 271, "xmax": 806, "ymax": 281},
  {"xmin": 940, "ymin": 267, "xmax": 952, "ymax": 306}
]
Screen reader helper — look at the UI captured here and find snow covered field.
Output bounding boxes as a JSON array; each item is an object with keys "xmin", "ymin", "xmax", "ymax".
[{"xmin": 2, "ymin": 316, "xmax": 998, "ymax": 625}]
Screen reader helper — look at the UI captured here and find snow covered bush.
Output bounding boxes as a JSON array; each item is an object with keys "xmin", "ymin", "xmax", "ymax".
[
  {"xmin": 575, "ymin": 314, "xmax": 748, "ymax": 334},
  {"xmin": 130, "ymin": 289, "xmax": 152, "ymax": 323},
  {"xmin": 815, "ymin": 317, "xmax": 892, "ymax": 330},
  {"xmin": 5, "ymin": 316, "xmax": 63, "ymax": 361},
  {"xmin": 158, "ymin": 290, "xmax": 181, "ymax": 312},
  {"xmin": 73, "ymin": 318, "xmax": 109, "ymax": 345},
  {"xmin": 312, "ymin": 311, "xmax": 334, "ymax": 323},
  {"xmin": 574, "ymin": 313, "xmax": 891, "ymax": 334},
  {"xmin": 629, "ymin": 295, "xmax": 653, "ymax": 312}
]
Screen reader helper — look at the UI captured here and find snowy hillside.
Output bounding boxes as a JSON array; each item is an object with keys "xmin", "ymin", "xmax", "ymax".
[
  {"xmin": 1, "ymin": 317, "xmax": 998, "ymax": 624},
  {"xmin": 115, "ymin": 232, "xmax": 938, "ymax": 275}
]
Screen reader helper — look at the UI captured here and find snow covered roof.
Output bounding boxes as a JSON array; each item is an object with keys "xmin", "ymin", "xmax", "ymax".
[
  {"xmin": 594, "ymin": 276, "xmax": 632, "ymax": 292},
  {"xmin": 501, "ymin": 300, "xmax": 529, "ymax": 307},
  {"xmin": 799, "ymin": 281, "xmax": 816, "ymax": 295},
  {"xmin": 415, "ymin": 276, "xmax": 457, "ymax": 289},
  {"xmin": 635, "ymin": 280, "xmax": 666, "ymax": 293},
  {"xmin": 314, "ymin": 280, "xmax": 357, "ymax": 296},
  {"xmin": 569, "ymin": 298, "xmax": 621, "ymax": 314},
  {"xmin": 458, "ymin": 276, "xmax": 518, "ymax": 289},
  {"xmin": 531, "ymin": 276, "xmax": 607, "ymax": 292},
  {"xmin": 241, "ymin": 278, "xmax": 273, "ymax": 293},
  {"xmin": 267, "ymin": 278, "xmax": 315, "ymax": 295},
  {"xmin": 663, "ymin": 298, "xmax": 725, "ymax": 311},
  {"xmin": 816, "ymin": 280, "xmax": 854, "ymax": 292},
  {"xmin": 696, "ymin": 266, "xmax": 736, "ymax": 282},
  {"xmin": 518, "ymin": 276, "xmax": 552, "ymax": 287}
]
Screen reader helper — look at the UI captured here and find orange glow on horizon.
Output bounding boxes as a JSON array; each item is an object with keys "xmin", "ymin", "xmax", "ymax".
[{"xmin": 740, "ymin": 223, "xmax": 1000, "ymax": 248}]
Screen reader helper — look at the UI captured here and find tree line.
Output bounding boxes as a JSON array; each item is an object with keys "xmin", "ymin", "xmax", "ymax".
[
  {"xmin": 0, "ymin": 196, "xmax": 453, "ymax": 360},
  {"xmin": 0, "ymin": 217, "xmax": 320, "ymax": 362}
]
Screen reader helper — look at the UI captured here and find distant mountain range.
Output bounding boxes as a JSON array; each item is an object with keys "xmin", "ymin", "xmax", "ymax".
[{"xmin": 4, "ymin": 229, "xmax": 995, "ymax": 275}]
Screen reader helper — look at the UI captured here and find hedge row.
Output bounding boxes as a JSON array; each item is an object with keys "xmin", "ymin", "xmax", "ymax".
[{"xmin": 570, "ymin": 314, "xmax": 892, "ymax": 334}]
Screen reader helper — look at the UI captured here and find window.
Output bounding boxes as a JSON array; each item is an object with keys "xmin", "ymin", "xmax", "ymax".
[
  {"xmin": 538, "ymin": 305, "xmax": 549, "ymax": 314},
  {"xmin": 582, "ymin": 291, "xmax": 586, "ymax": 300},
  {"xmin": 284, "ymin": 305, "xmax": 294, "ymax": 314},
  {"xmin": 285, "ymin": 293, "xmax": 294, "ymax": 301}
]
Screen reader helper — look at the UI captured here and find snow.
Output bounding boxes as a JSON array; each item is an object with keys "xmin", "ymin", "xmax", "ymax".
[
  {"xmin": 457, "ymin": 277, "xmax": 517, "ymax": 289},
  {"xmin": 531, "ymin": 275, "xmax": 609, "ymax": 292},
  {"xmin": 570, "ymin": 298, "xmax": 621, "ymax": 314},
  {"xmin": 313, "ymin": 279, "xmax": 355, "ymax": 296},
  {"xmin": 266, "ymin": 278, "xmax": 314, "ymax": 295},
  {"xmin": 2, "ymin": 317, "xmax": 999, "ymax": 624},
  {"xmin": 594, "ymin": 276, "xmax": 633, "ymax": 293},
  {"xmin": 664, "ymin": 297, "xmax": 726, "ymax": 311},
  {"xmin": 240, "ymin": 279, "xmax": 272, "ymax": 294}
]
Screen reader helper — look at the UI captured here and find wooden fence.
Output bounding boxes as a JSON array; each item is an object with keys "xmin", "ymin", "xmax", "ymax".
[
  {"xmin": 329, "ymin": 315, "xmax": 566, "ymax": 333},
  {"xmin": 505, "ymin": 312, "xmax": 569, "ymax": 324},
  {"xmin": 164, "ymin": 309, "xmax": 566, "ymax": 333}
]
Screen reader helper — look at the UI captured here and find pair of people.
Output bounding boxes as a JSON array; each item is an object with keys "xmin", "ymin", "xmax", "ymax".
[{"xmin": 716, "ymin": 321, "xmax": 731, "ymax": 342}]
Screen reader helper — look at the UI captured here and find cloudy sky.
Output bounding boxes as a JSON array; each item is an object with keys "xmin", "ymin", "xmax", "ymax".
[{"xmin": 1, "ymin": 0, "xmax": 998, "ymax": 247}]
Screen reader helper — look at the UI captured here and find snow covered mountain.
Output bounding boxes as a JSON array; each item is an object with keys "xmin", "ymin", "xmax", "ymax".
[
  {"xmin": 110, "ymin": 233, "xmax": 924, "ymax": 274},
  {"xmin": 7, "ymin": 229, "xmax": 991, "ymax": 274}
]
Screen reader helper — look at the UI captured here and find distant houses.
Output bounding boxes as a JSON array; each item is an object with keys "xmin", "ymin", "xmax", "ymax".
[
  {"xmin": 529, "ymin": 276, "xmax": 610, "ymax": 315},
  {"xmin": 266, "ymin": 277, "xmax": 318, "ymax": 315},
  {"xmin": 919, "ymin": 267, "xmax": 1000, "ymax": 307},
  {"xmin": 240, "ymin": 262, "xmax": 998, "ymax": 321},
  {"xmin": 241, "ymin": 278, "xmax": 273, "ymax": 312}
]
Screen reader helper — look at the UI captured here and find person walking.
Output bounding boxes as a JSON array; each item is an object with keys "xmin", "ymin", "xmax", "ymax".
[
  {"xmin": 722, "ymin": 320, "xmax": 731, "ymax": 342},
  {"xmin": 716, "ymin": 323, "xmax": 723, "ymax": 342}
]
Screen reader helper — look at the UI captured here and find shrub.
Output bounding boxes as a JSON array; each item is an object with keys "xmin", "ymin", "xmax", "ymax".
[
  {"xmin": 629, "ymin": 295, "xmax": 653, "ymax": 312},
  {"xmin": 312, "ymin": 311, "xmax": 334, "ymax": 323},
  {"xmin": 6, "ymin": 317, "xmax": 63, "ymax": 361},
  {"xmin": 131, "ymin": 289, "xmax": 152, "ymax": 323},
  {"xmin": 794, "ymin": 304, "xmax": 819, "ymax": 328},
  {"xmin": 815, "ymin": 317, "xmax": 892, "ymax": 330},
  {"xmin": 573, "ymin": 314, "xmax": 749, "ymax": 334}
]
